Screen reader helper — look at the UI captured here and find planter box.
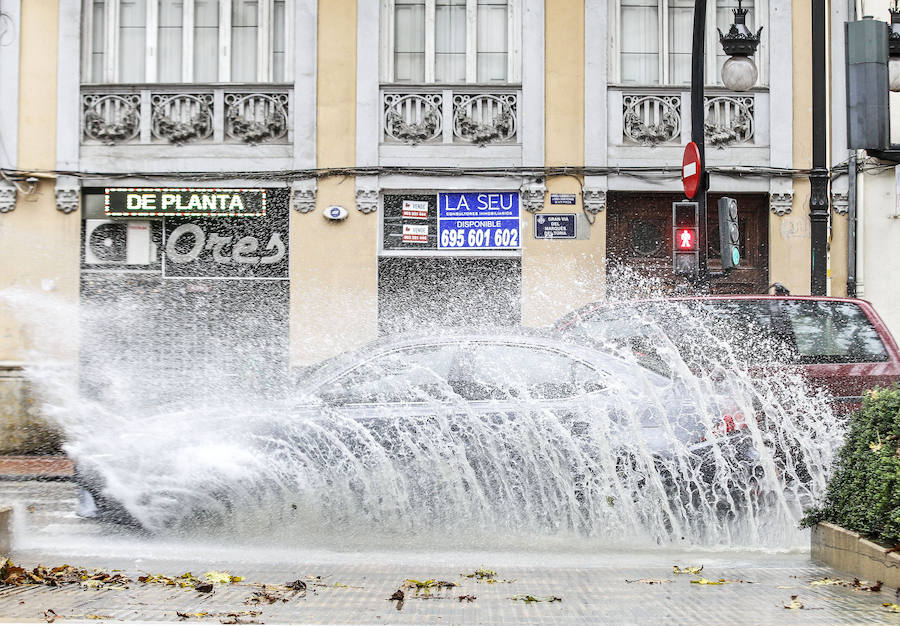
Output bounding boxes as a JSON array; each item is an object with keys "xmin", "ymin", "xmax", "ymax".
[
  {"xmin": 811, "ymin": 522, "xmax": 900, "ymax": 589},
  {"xmin": 0, "ymin": 506, "xmax": 11, "ymax": 555}
]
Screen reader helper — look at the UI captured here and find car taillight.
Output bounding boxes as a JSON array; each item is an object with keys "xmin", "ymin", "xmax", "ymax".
[
  {"xmin": 712, "ymin": 412, "xmax": 747, "ymax": 437},
  {"xmin": 697, "ymin": 411, "xmax": 748, "ymax": 442}
]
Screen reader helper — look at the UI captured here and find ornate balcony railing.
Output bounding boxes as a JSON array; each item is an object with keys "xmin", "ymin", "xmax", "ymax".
[
  {"xmin": 81, "ymin": 85, "xmax": 292, "ymax": 146},
  {"xmin": 614, "ymin": 88, "xmax": 764, "ymax": 149},
  {"xmin": 382, "ymin": 87, "xmax": 519, "ymax": 146}
]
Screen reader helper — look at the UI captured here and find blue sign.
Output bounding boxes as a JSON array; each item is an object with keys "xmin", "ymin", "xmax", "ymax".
[
  {"xmin": 437, "ymin": 192, "xmax": 520, "ymax": 249},
  {"xmin": 534, "ymin": 214, "xmax": 577, "ymax": 239}
]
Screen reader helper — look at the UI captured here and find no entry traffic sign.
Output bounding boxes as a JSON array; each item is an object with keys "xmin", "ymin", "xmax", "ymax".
[{"xmin": 682, "ymin": 142, "xmax": 702, "ymax": 199}]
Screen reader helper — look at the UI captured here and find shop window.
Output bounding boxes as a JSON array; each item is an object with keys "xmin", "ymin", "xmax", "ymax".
[
  {"xmin": 615, "ymin": 0, "xmax": 763, "ymax": 86},
  {"xmin": 384, "ymin": 0, "xmax": 520, "ymax": 84},
  {"xmin": 83, "ymin": 0, "xmax": 290, "ymax": 83}
]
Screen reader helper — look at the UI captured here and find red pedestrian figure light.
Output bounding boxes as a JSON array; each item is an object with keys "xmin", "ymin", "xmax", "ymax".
[{"xmin": 677, "ymin": 228, "xmax": 697, "ymax": 250}]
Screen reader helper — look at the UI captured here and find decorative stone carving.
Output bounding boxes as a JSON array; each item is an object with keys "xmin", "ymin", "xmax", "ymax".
[
  {"xmin": 225, "ymin": 93, "xmax": 289, "ymax": 145},
  {"xmin": 623, "ymin": 95, "xmax": 681, "ymax": 146},
  {"xmin": 82, "ymin": 94, "xmax": 141, "ymax": 144},
  {"xmin": 0, "ymin": 181, "xmax": 15, "ymax": 213},
  {"xmin": 55, "ymin": 177, "xmax": 80, "ymax": 214},
  {"xmin": 292, "ymin": 183, "xmax": 317, "ymax": 213},
  {"xmin": 704, "ymin": 96, "xmax": 754, "ymax": 148},
  {"xmin": 383, "ymin": 93, "xmax": 443, "ymax": 145},
  {"xmin": 583, "ymin": 188, "xmax": 607, "ymax": 214},
  {"xmin": 832, "ymin": 191, "xmax": 849, "ymax": 216},
  {"xmin": 770, "ymin": 192, "xmax": 793, "ymax": 216},
  {"xmin": 356, "ymin": 188, "xmax": 378, "ymax": 214},
  {"xmin": 452, "ymin": 93, "xmax": 517, "ymax": 146},
  {"xmin": 151, "ymin": 94, "xmax": 214, "ymax": 145},
  {"xmin": 520, "ymin": 180, "xmax": 547, "ymax": 213}
]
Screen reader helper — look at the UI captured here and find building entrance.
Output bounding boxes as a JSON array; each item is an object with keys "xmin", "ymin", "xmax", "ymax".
[{"xmin": 606, "ymin": 192, "xmax": 769, "ymax": 294}]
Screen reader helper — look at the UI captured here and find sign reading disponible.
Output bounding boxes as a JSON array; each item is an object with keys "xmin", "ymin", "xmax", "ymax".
[{"xmin": 105, "ymin": 188, "xmax": 267, "ymax": 218}]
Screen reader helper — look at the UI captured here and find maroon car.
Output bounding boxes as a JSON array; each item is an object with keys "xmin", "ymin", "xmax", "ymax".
[{"xmin": 554, "ymin": 295, "xmax": 900, "ymax": 408}]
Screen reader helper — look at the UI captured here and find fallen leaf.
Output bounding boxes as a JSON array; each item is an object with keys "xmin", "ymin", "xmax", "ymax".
[
  {"xmin": 883, "ymin": 603, "xmax": 900, "ymax": 613},
  {"xmin": 285, "ymin": 579, "xmax": 306, "ymax": 591},
  {"xmin": 784, "ymin": 595, "xmax": 804, "ymax": 610},
  {"xmin": 388, "ymin": 589, "xmax": 404, "ymax": 611},
  {"xmin": 43, "ymin": 609, "xmax": 57, "ymax": 623},
  {"xmin": 177, "ymin": 611, "xmax": 210, "ymax": 619},
  {"xmin": 194, "ymin": 581, "xmax": 214, "ymax": 593},
  {"xmin": 404, "ymin": 579, "xmax": 457, "ymax": 591},
  {"xmin": 690, "ymin": 578, "xmax": 724, "ymax": 585},
  {"xmin": 458, "ymin": 595, "xmax": 476, "ymax": 602},
  {"xmin": 461, "ymin": 569, "xmax": 497, "ymax": 580},
  {"xmin": 625, "ymin": 578, "xmax": 672, "ymax": 584},
  {"xmin": 673, "ymin": 565, "xmax": 703, "ymax": 575},
  {"xmin": 510, "ymin": 594, "xmax": 562, "ymax": 603},
  {"xmin": 204, "ymin": 571, "xmax": 242, "ymax": 584}
]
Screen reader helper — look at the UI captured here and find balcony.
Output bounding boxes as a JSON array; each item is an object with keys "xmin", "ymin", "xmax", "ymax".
[
  {"xmin": 608, "ymin": 86, "xmax": 770, "ymax": 167},
  {"xmin": 379, "ymin": 86, "xmax": 522, "ymax": 166},
  {"xmin": 79, "ymin": 85, "xmax": 294, "ymax": 172}
]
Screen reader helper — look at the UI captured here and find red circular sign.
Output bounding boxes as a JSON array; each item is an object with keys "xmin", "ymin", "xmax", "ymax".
[{"xmin": 682, "ymin": 142, "xmax": 702, "ymax": 199}]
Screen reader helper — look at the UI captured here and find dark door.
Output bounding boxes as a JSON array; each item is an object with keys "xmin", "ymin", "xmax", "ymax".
[{"xmin": 606, "ymin": 192, "xmax": 768, "ymax": 295}]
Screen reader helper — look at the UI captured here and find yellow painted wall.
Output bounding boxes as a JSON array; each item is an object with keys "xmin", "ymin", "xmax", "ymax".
[
  {"xmin": 768, "ymin": 0, "xmax": 813, "ymax": 295},
  {"xmin": 290, "ymin": 0, "xmax": 377, "ymax": 366},
  {"xmin": 0, "ymin": 1, "xmax": 79, "ymax": 363},
  {"xmin": 522, "ymin": 0, "xmax": 604, "ymax": 326}
]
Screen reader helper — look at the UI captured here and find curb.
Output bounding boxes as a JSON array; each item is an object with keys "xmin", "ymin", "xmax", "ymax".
[{"xmin": 811, "ymin": 522, "xmax": 900, "ymax": 589}]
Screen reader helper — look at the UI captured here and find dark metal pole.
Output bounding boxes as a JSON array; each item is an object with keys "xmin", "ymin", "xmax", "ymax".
[
  {"xmin": 691, "ymin": 0, "xmax": 709, "ymax": 291},
  {"xmin": 810, "ymin": 0, "xmax": 830, "ymax": 295},
  {"xmin": 847, "ymin": 152, "xmax": 857, "ymax": 297}
]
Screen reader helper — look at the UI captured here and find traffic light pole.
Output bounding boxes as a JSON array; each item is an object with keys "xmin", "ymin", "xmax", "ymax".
[{"xmin": 690, "ymin": 0, "xmax": 710, "ymax": 292}]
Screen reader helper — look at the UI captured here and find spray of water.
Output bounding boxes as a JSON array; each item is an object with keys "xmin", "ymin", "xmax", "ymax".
[{"xmin": 0, "ymin": 276, "xmax": 844, "ymax": 552}]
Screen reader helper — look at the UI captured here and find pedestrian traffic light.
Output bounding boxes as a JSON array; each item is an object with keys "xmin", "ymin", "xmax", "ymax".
[
  {"xmin": 672, "ymin": 201, "xmax": 699, "ymax": 276},
  {"xmin": 717, "ymin": 196, "xmax": 741, "ymax": 270}
]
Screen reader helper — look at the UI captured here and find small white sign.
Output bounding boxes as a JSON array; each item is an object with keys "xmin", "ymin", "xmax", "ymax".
[
  {"xmin": 683, "ymin": 162, "xmax": 697, "ymax": 178},
  {"xmin": 402, "ymin": 224, "xmax": 429, "ymax": 243},
  {"xmin": 402, "ymin": 200, "xmax": 429, "ymax": 219}
]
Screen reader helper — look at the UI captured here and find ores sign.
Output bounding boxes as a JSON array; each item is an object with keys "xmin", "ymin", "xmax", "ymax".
[{"xmin": 101, "ymin": 187, "xmax": 288, "ymax": 279}]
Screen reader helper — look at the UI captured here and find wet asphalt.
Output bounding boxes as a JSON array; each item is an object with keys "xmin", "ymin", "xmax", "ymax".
[{"xmin": 1, "ymin": 479, "xmax": 899, "ymax": 624}]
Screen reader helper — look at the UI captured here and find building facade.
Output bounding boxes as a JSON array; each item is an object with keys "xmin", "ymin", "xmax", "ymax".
[{"xmin": 0, "ymin": 0, "xmax": 860, "ymax": 451}]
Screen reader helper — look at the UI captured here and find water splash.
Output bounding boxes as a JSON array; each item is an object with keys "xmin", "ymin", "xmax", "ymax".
[{"xmin": 1, "ymin": 280, "xmax": 844, "ymax": 551}]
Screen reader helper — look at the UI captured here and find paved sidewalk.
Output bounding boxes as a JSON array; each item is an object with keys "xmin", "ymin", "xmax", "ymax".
[
  {"xmin": 0, "ymin": 457, "xmax": 73, "ymax": 480},
  {"xmin": 0, "ymin": 555, "xmax": 898, "ymax": 624},
  {"xmin": 1, "ymin": 480, "xmax": 898, "ymax": 624}
]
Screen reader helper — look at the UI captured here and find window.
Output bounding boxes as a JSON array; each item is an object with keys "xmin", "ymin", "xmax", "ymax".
[
  {"xmin": 316, "ymin": 346, "xmax": 458, "ymax": 405},
  {"xmin": 82, "ymin": 0, "xmax": 291, "ymax": 83},
  {"xmin": 615, "ymin": 0, "xmax": 760, "ymax": 86},
  {"xmin": 315, "ymin": 341, "xmax": 604, "ymax": 405},
  {"xmin": 781, "ymin": 302, "xmax": 889, "ymax": 365},
  {"xmin": 383, "ymin": 0, "xmax": 520, "ymax": 84}
]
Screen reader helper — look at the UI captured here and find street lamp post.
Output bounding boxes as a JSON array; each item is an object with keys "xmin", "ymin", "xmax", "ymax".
[
  {"xmin": 810, "ymin": 0, "xmax": 828, "ymax": 296},
  {"xmin": 689, "ymin": 0, "xmax": 761, "ymax": 290}
]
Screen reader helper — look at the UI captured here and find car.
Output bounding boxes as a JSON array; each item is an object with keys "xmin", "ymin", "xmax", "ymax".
[
  {"xmin": 77, "ymin": 328, "xmax": 777, "ymax": 537},
  {"xmin": 554, "ymin": 295, "xmax": 900, "ymax": 410}
]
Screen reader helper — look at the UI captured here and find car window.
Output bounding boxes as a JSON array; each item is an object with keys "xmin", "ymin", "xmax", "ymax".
[
  {"xmin": 780, "ymin": 301, "xmax": 889, "ymax": 364},
  {"xmin": 451, "ymin": 342, "xmax": 604, "ymax": 401},
  {"xmin": 316, "ymin": 341, "xmax": 605, "ymax": 405},
  {"xmin": 570, "ymin": 300, "xmax": 791, "ymax": 368},
  {"xmin": 316, "ymin": 345, "xmax": 456, "ymax": 405}
]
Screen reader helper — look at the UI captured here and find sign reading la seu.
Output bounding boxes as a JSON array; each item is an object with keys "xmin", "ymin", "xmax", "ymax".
[{"xmin": 105, "ymin": 188, "xmax": 266, "ymax": 218}]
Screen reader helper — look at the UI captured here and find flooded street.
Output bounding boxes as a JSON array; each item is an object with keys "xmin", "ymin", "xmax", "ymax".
[{"xmin": 2, "ymin": 480, "xmax": 897, "ymax": 624}]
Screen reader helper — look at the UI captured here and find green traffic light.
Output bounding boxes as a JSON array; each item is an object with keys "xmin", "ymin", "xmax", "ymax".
[{"xmin": 732, "ymin": 248, "xmax": 740, "ymax": 266}]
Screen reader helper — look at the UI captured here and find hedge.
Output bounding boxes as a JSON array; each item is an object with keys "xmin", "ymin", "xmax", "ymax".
[{"xmin": 801, "ymin": 387, "xmax": 900, "ymax": 546}]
